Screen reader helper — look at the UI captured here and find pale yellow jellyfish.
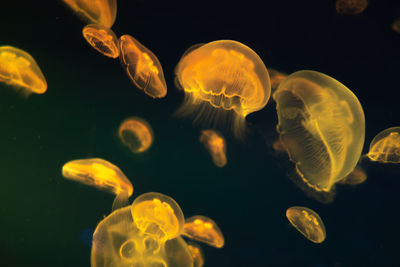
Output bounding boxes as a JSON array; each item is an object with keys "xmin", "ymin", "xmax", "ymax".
[
  {"xmin": 366, "ymin": 127, "xmax": 400, "ymax": 163},
  {"xmin": 187, "ymin": 242, "xmax": 205, "ymax": 267},
  {"xmin": 175, "ymin": 40, "xmax": 271, "ymax": 138},
  {"xmin": 91, "ymin": 206, "xmax": 194, "ymax": 267},
  {"xmin": 286, "ymin": 206, "xmax": 326, "ymax": 244},
  {"xmin": 199, "ymin": 129, "xmax": 227, "ymax": 167},
  {"xmin": 82, "ymin": 24, "xmax": 119, "ymax": 58},
  {"xmin": 182, "ymin": 215, "xmax": 224, "ymax": 248},
  {"xmin": 118, "ymin": 117, "xmax": 154, "ymax": 153},
  {"xmin": 335, "ymin": 0, "xmax": 368, "ymax": 15},
  {"xmin": 62, "ymin": 158, "xmax": 133, "ymax": 210},
  {"xmin": 392, "ymin": 18, "xmax": 400, "ymax": 34},
  {"xmin": 273, "ymin": 70, "xmax": 365, "ymax": 192},
  {"xmin": 119, "ymin": 35, "xmax": 167, "ymax": 98},
  {"xmin": 338, "ymin": 165, "xmax": 367, "ymax": 185},
  {"xmin": 268, "ymin": 68, "xmax": 287, "ymax": 91},
  {"xmin": 62, "ymin": 0, "xmax": 117, "ymax": 28},
  {"xmin": 0, "ymin": 46, "xmax": 47, "ymax": 95}
]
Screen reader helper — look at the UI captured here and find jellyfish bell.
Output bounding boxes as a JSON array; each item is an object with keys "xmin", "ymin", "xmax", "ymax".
[
  {"xmin": 392, "ymin": 18, "xmax": 400, "ymax": 34},
  {"xmin": 187, "ymin": 242, "xmax": 205, "ymax": 267},
  {"xmin": 182, "ymin": 215, "xmax": 225, "ymax": 248},
  {"xmin": 338, "ymin": 165, "xmax": 367, "ymax": 185},
  {"xmin": 335, "ymin": 0, "xmax": 368, "ymax": 15},
  {"xmin": 118, "ymin": 117, "xmax": 154, "ymax": 153},
  {"xmin": 366, "ymin": 127, "xmax": 400, "ymax": 163},
  {"xmin": 268, "ymin": 68, "xmax": 288, "ymax": 92},
  {"xmin": 82, "ymin": 24, "xmax": 119, "ymax": 58},
  {"xmin": 199, "ymin": 129, "xmax": 227, "ymax": 167}
]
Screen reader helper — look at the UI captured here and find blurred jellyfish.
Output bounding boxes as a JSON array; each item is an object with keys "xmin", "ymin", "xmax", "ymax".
[
  {"xmin": 175, "ymin": 40, "xmax": 271, "ymax": 138},
  {"xmin": 199, "ymin": 129, "xmax": 227, "ymax": 167},
  {"xmin": 119, "ymin": 35, "xmax": 167, "ymax": 98},
  {"xmin": 392, "ymin": 18, "xmax": 400, "ymax": 34},
  {"xmin": 335, "ymin": 0, "xmax": 368, "ymax": 15},
  {"xmin": 286, "ymin": 206, "xmax": 326, "ymax": 244},
  {"xmin": 366, "ymin": 127, "xmax": 400, "ymax": 163},
  {"xmin": 272, "ymin": 138, "xmax": 286, "ymax": 153},
  {"xmin": 82, "ymin": 24, "xmax": 119, "ymax": 58},
  {"xmin": 182, "ymin": 215, "xmax": 225, "ymax": 248},
  {"xmin": 338, "ymin": 165, "xmax": 367, "ymax": 185},
  {"xmin": 0, "ymin": 46, "xmax": 47, "ymax": 95},
  {"xmin": 62, "ymin": 158, "xmax": 133, "ymax": 211},
  {"xmin": 268, "ymin": 68, "xmax": 287, "ymax": 91},
  {"xmin": 187, "ymin": 242, "xmax": 205, "ymax": 267},
  {"xmin": 119, "ymin": 117, "xmax": 154, "ymax": 153},
  {"xmin": 273, "ymin": 70, "xmax": 365, "ymax": 192}
]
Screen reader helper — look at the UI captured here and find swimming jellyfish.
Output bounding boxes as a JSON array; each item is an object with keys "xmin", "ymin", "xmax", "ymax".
[
  {"xmin": 335, "ymin": 0, "xmax": 368, "ymax": 15},
  {"xmin": 119, "ymin": 35, "xmax": 167, "ymax": 98},
  {"xmin": 175, "ymin": 40, "xmax": 271, "ymax": 138},
  {"xmin": 91, "ymin": 206, "xmax": 194, "ymax": 267},
  {"xmin": 199, "ymin": 129, "xmax": 227, "ymax": 167},
  {"xmin": 286, "ymin": 206, "xmax": 326, "ymax": 244},
  {"xmin": 62, "ymin": 158, "xmax": 133, "ymax": 210},
  {"xmin": 0, "ymin": 46, "xmax": 47, "ymax": 95},
  {"xmin": 273, "ymin": 70, "xmax": 365, "ymax": 192},
  {"xmin": 393, "ymin": 18, "xmax": 400, "ymax": 34},
  {"xmin": 182, "ymin": 215, "xmax": 225, "ymax": 248},
  {"xmin": 366, "ymin": 127, "xmax": 400, "ymax": 163},
  {"xmin": 82, "ymin": 24, "xmax": 119, "ymax": 58},
  {"xmin": 119, "ymin": 117, "xmax": 154, "ymax": 153},
  {"xmin": 338, "ymin": 165, "xmax": 367, "ymax": 185},
  {"xmin": 187, "ymin": 242, "xmax": 205, "ymax": 267},
  {"xmin": 268, "ymin": 68, "xmax": 287, "ymax": 91}
]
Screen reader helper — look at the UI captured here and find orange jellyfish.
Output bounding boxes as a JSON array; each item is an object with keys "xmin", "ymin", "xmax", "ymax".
[
  {"xmin": 82, "ymin": 24, "xmax": 119, "ymax": 58},
  {"xmin": 286, "ymin": 206, "xmax": 326, "ymax": 244},
  {"xmin": 338, "ymin": 165, "xmax": 367, "ymax": 185},
  {"xmin": 273, "ymin": 70, "xmax": 365, "ymax": 192},
  {"xmin": 272, "ymin": 138, "xmax": 286, "ymax": 153},
  {"xmin": 61, "ymin": 0, "xmax": 117, "ymax": 28},
  {"xmin": 335, "ymin": 0, "xmax": 368, "ymax": 15},
  {"xmin": 199, "ymin": 129, "xmax": 227, "ymax": 167},
  {"xmin": 119, "ymin": 35, "xmax": 167, "ymax": 98},
  {"xmin": 119, "ymin": 117, "xmax": 154, "ymax": 153},
  {"xmin": 0, "ymin": 46, "xmax": 47, "ymax": 95},
  {"xmin": 91, "ymin": 206, "xmax": 194, "ymax": 267},
  {"xmin": 366, "ymin": 127, "xmax": 400, "ymax": 163},
  {"xmin": 268, "ymin": 68, "xmax": 287, "ymax": 91},
  {"xmin": 62, "ymin": 158, "xmax": 133, "ymax": 211},
  {"xmin": 175, "ymin": 40, "xmax": 271, "ymax": 138},
  {"xmin": 393, "ymin": 18, "xmax": 400, "ymax": 34},
  {"xmin": 182, "ymin": 215, "xmax": 225, "ymax": 248},
  {"xmin": 187, "ymin": 242, "xmax": 205, "ymax": 267}
]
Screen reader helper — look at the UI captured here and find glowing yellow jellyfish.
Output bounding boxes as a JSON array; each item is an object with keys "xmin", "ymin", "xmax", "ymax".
[
  {"xmin": 393, "ymin": 18, "xmax": 400, "ymax": 34},
  {"xmin": 269, "ymin": 68, "xmax": 287, "ymax": 91},
  {"xmin": 335, "ymin": 0, "xmax": 368, "ymax": 15},
  {"xmin": 62, "ymin": 158, "xmax": 133, "ymax": 211},
  {"xmin": 182, "ymin": 215, "xmax": 225, "ymax": 248},
  {"xmin": 338, "ymin": 165, "xmax": 367, "ymax": 185},
  {"xmin": 187, "ymin": 242, "xmax": 205, "ymax": 267},
  {"xmin": 62, "ymin": 0, "xmax": 117, "ymax": 28},
  {"xmin": 273, "ymin": 70, "xmax": 365, "ymax": 192},
  {"xmin": 119, "ymin": 117, "xmax": 154, "ymax": 153},
  {"xmin": 286, "ymin": 206, "xmax": 326, "ymax": 244},
  {"xmin": 0, "ymin": 46, "xmax": 47, "ymax": 95},
  {"xmin": 91, "ymin": 206, "xmax": 194, "ymax": 267},
  {"xmin": 199, "ymin": 129, "xmax": 227, "ymax": 167},
  {"xmin": 131, "ymin": 192, "xmax": 185, "ymax": 243},
  {"xmin": 175, "ymin": 40, "xmax": 271, "ymax": 138},
  {"xmin": 82, "ymin": 24, "xmax": 119, "ymax": 58},
  {"xmin": 119, "ymin": 35, "xmax": 167, "ymax": 98},
  {"xmin": 366, "ymin": 127, "xmax": 400, "ymax": 163}
]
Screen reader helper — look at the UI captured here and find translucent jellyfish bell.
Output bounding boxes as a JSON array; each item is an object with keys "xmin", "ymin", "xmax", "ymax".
[
  {"xmin": 118, "ymin": 117, "xmax": 154, "ymax": 153},
  {"xmin": 338, "ymin": 165, "xmax": 367, "ymax": 185},
  {"xmin": 82, "ymin": 24, "xmax": 119, "ymax": 58},
  {"xmin": 199, "ymin": 129, "xmax": 227, "ymax": 167},
  {"xmin": 335, "ymin": 0, "xmax": 368, "ymax": 15},
  {"xmin": 366, "ymin": 127, "xmax": 400, "ymax": 163},
  {"xmin": 187, "ymin": 242, "xmax": 205, "ymax": 267},
  {"xmin": 182, "ymin": 215, "xmax": 225, "ymax": 248},
  {"xmin": 393, "ymin": 18, "xmax": 400, "ymax": 34}
]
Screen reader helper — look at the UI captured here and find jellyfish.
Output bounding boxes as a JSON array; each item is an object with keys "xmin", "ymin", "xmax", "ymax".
[
  {"xmin": 199, "ymin": 129, "xmax": 227, "ymax": 167},
  {"xmin": 61, "ymin": 0, "xmax": 117, "ymax": 28},
  {"xmin": 366, "ymin": 127, "xmax": 400, "ymax": 163},
  {"xmin": 82, "ymin": 24, "xmax": 119, "ymax": 58},
  {"xmin": 268, "ymin": 68, "xmax": 287, "ymax": 92},
  {"xmin": 119, "ymin": 35, "xmax": 167, "ymax": 98},
  {"xmin": 62, "ymin": 158, "xmax": 133, "ymax": 211},
  {"xmin": 338, "ymin": 165, "xmax": 367, "ymax": 185},
  {"xmin": 118, "ymin": 117, "xmax": 154, "ymax": 153},
  {"xmin": 182, "ymin": 215, "xmax": 224, "ymax": 248},
  {"xmin": 335, "ymin": 0, "xmax": 368, "ymax": 15},
  {"xmin": 91, "ymin": 206, "xmax": 194, "ymax": 267},
  {"xmin": 286, "ymin": 206, "xmax": 326, "ymax": 244},
  {"xmin": 273, "ymin": 70, "xmax": 365, "ymax": 192},
  {"xmin": 393, "ymin": 18, "xmax": 400, "ymax": 34},
  {"xmin": 175, "ymin": 40, "xmax": 271, "ymax": 138},
  {"xmin": 0, "ymin": 46, "xmax": 47, "ymax": 95},
  {"xmin": 272, "ymin": 138, "xmax": 286, "ymax": 153},
  {"xmin": 187, "ymin": 242, "xmax": 205, "ymax": 267}
]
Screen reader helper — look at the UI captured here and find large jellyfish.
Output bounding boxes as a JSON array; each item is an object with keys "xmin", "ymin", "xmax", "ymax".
[
  {"xmin": 366, "ymin": 127, "xmax": 400, "ymax": 163},
  {"xmin": 118, "ymin": 117, "xmax": 154, "ymax": 153},
  {"xmin": 182, "ymin": 215, "xmax": 224, "ymax": 248},
  {"xmin": 82, "ymin": 24, "xmax": 119, "ymax": 58}
]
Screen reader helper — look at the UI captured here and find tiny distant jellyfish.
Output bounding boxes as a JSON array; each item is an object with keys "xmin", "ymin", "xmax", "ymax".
[
  {"xmin": 91, "ymin": 206, "xmax": 194, "ymax": 267},
  {"xmin": 393, "ymin": 18, "xmax": 400, "ymax": 34},
  {"xmin": 199, "ymin": 129, "xmax": 227, "ymax": 167},
  {"xmin": 286, "ymin": 206, "xmax": 326, "ymax": 244},
  {"xmin": 182, "ymin": 215, "xmax": 225, "ymax": 248},
  {"xmin": 268, "ymin": 68, "xmax": 287, "ymax": 91},
  {"xmin": 273, "ymin": 70, "xmax": 365, "ymax": 192},
  {"xmin": 366, "ymin": 127, "xmax": 400, "ymax": 163},
  {"xmin": 0, "ymin": 46, "xmax": 47, "ymax": 96},
  {"xmin": 187, "ymin": 242, "xmax": 205, "ymax": 267},
  {"xmin": 62, "ymin": 158, "xmax": 133, "ymax": 211},
  {"xmin": 175, "ymin": 40, "xmax": 271, "ymax": 138},
  {"xmin": 335, "ymin": 0, "xmax": 368, "ymax": 15},
  {"xmin": 62, "ymin": 0, "xmax": 117, "ymax": 28},
  {"xmin": 119, "ymin": 34, "xmax": 167, "ymax": 98},
  {"xmin": 82, "ymin": 24, "xmax": 119, "ymax": 58},
  {"xmin": 338, "ymin": 165, "xmax": 367, "ymax": 185},
  {"xmin": 119, "ymin": 117, "xmax": 154, "ymax": 153}
]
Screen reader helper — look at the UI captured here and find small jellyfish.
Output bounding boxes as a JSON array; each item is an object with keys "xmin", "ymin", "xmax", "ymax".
[
  {"xmin": 338, "ymin": 165, "xmax": 367, "ymax": 185},
  {"xmin": 131, "ymin": 192, "xmax": 185, "ymax": 242},
  {"xmin": 182, "ymin": 215, "xmax": 224, "ymax": 248},
  {"xmin": 199, "ymin": 129, "xmax": 227, "ymax": 167},
  {"xmin": 119, "ymin": 35, "xmax": 167, "ymax": 98},
  {"xmin": 62, "ymin": 0, "xmax": 117, "ymax": 28},
  {"xmin": 0, "ymin": 46, "xmax": 47, "ymax": 95},
  {"xmin": 268, "ymin": 68, "xmax": 287, "ymax": 92},
  {"xmin": 175, "ymin": 40, "xmax": 271, "ymax": 138},
  {"xmin": 119, "ymin": 117, "xmax": 154, "ymax": 153},
  {"xmin": 82, "ymin": 24, "xmax": 119, "ymax": 58},
  {"xmin": 392, "ymin": 18, "xmax": 400, "ymax": 34},
  {"xmin": 62, "ymin": 158, "xmax": 133, "ymax": 210},
  {"xmin": 187, "ymin": 242, "xmax": 205, "ymax": 267},
  {"xmin": 286, "ymin": 206, "xmax": 326, "ymax": 244},
  {"xmin": 366, "ymin": 127, "xmax": 400, "ymax": 163},
  {"xmin": 335, "ymin": 0, "xmax": 368, "ymax": 15},
  {"xmin": 273, "ymin": 70, "xmax": 365, "ymax": 192}
]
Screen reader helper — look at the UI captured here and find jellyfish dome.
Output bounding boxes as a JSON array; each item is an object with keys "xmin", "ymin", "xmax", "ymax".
[{"xmin": 367, "ymin": 127, "xmax": 400, "ymax": 163}]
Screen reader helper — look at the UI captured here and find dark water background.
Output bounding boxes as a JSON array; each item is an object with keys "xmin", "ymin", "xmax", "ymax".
[{"xmin": 1, "ymin": 0, "xmax": 400, "ymax": 266}]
